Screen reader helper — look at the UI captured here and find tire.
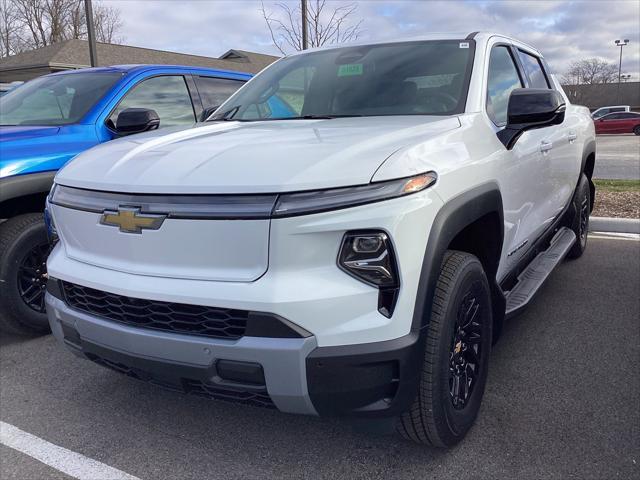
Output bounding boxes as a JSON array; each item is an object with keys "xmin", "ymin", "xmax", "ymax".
[
  {"xmin": 567, "ymin": 173, "xmax": 590, "ymax": 259},
  {"xmin": 396, "ymin": 251, "xmax": 492, "ymax": 447},
  {"xmin": 0, "ymin": 213, "xmax": 52, "ymax": 335},
  {"xmin": 634, "ymin": 126, "xmax": 640, "ymax": 136}
]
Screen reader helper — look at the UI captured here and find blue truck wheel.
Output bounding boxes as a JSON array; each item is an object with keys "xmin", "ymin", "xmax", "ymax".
[{"xmin": 0, "ymin": 213, "xmax": 52, "ymax": 335}]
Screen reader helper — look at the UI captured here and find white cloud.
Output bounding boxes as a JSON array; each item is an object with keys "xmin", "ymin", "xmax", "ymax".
[{"xmin": 103, "ymin": 0, "xmax": 640, "ymax": 78}]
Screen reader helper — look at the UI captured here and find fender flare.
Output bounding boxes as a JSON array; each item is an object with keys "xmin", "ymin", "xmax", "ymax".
[
  {"xmin": 581, "ymin": 139, "xmax": 596, "ymax": 211},
  {"xmin": 411, "ymin": 182, "xmax": 505, "ymax": 333},
  {"xmin": 0, "ymin": 171, "xmax": 56, "ymax": 204}
]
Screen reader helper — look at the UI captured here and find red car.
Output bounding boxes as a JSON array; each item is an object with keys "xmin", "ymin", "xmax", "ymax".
[{"xmin": 594, "ymin": 111, "xmax": 640, "ymax": 135}]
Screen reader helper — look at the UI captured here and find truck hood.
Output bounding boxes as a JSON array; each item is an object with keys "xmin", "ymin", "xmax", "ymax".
[
  {"xmin": 55, "ymin": 116, "xmax": 460, "ymax": 194},
  {"xmin": 0, "ymin": 125, "xmax": 97, "ymax": 178},
  {"xmin": 0, "ymin": 125, "xmax": 60, "ymax": 142}
]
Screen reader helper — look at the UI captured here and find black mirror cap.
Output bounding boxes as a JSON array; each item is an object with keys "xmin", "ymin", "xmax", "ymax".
[
  {"xmin": 498, "ymin": 89, "xmax": 566, "ymax": 149},
  {"xmin": 507, "ymin": 88, "xmax": 566, "ymax": 125},
  {"xmin": 115, "ymin": 108, "xmax": 160, "ymax": 136}
]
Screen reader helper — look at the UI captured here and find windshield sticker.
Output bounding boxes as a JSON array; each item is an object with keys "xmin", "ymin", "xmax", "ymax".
[
  {"xmin": 338, "ymin": 64, "xmax": 363, "ymax": 77},
  {"xmin": 459, "ymin": 42, "xmax": 470, "ymax": 49}
]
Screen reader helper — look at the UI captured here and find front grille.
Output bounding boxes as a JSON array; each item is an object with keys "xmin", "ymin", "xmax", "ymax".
[
  {"xmin": 85, "ymin": 353, "xmax": 275, "ymax": 409},
  {"xmin": 62, "ymin": 282, "xmax": 247, "ymax": 340}
]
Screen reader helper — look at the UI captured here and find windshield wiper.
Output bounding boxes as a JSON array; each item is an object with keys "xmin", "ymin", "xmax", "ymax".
[
  {"xmin": 281, "ymin": 114, "xmax": 365, "ymax": 120},
  {"xmin": 209, "ymin": 114, "xmax": 364, "ymax": 122}
]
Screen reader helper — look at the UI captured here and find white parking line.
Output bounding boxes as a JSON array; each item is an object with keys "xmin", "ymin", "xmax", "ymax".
[{"xmin": 0, "ymin": 421, "xmax": 141, "ymax": 480}]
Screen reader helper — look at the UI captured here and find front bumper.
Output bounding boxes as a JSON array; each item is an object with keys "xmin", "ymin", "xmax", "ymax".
[{"xmin": 46, "ymin": 291, "xmax": 424, "ymax": 418}]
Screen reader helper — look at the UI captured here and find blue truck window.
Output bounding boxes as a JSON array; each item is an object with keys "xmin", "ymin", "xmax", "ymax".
[
  {"xmin": 0, "ymin": 72, "xmax": 122, "ymax": 126},
  {"xmin": 195, "ymin": 76, "xmax": 245, "ymax": 109}
]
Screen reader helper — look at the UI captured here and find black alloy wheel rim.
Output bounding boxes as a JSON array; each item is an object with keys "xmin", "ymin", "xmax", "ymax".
[
  {"xmin": 579, "ymin": 195, "xmax": 589, "ymax": 243},
  {"xmin": 17, "ymin": 242, "xmax": 50, "ymax": 313},
  {"xmin": 449, "ymin": 292, "xmax": 483, "ymax": 410}
]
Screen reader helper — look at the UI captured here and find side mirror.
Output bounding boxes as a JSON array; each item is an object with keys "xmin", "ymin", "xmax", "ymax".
[
  {"xmin": 201, "ymin": 105, "xmax": 220, "ymax": 121},
  {"xmin": 497, "ymin": 88, "xmax": 566, "ymax": 149},
  {"xmin": 115, "ymin": 108, "xmax": 160, "ymax": 136}
]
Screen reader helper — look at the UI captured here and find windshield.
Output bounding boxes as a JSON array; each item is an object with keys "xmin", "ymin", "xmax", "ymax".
[
  {"xmin": 212, "ymin": 40, "xmax": 474, "ymax": 121},
  {"xmin": 0, "ymin": 72, "xmax": 123, "ymax": 126}
]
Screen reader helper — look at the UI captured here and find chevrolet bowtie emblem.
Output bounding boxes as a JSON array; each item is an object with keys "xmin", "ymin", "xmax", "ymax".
[{"xmin": 100, "ymin": 207, "xmax": 166, "ymax": 234}]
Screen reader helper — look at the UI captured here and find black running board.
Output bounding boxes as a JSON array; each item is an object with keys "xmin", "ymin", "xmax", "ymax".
[{"xmin": 505, "ymin": 227, "xmax": 576, "ymax": 319}]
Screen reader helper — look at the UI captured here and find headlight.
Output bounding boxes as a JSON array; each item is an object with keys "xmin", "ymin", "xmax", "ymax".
[
  {"xmin": 272, "ymin": 172, "xmax": 437, "ymax": 217},
  {"xmin": 338, "ymin": 230, "xmax": 400, "ymax": 318},
  {"xmin": 50, "ymin": 172, "xmax": 436, "ymax": 220}
]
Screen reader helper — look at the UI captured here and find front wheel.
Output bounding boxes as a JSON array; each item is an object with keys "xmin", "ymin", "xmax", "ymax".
[
  {"xmin": 396, "ymin": 251, "xmax": 492, "ymax": 447},
  {"xmin": 567, "ymin": 173, "xmax": 591, "ymax": 259},
  {"xmin": 0, "ymin": 214, "xmax": 52, "ymax": 335},
  {"xmin": 634, "ymin": 126, "xmax": 640, "ymax": 136}
]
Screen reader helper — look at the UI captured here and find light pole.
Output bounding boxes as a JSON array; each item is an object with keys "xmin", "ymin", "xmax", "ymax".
[
  {"xmin": 614, "ymin": 39, "xmax": 629, "ymax": 103},
  {"xmin": 84, "ymin": 0, "xmax": 98, "ymax": 66},
  {"xmin": 301, "ymin": 0, "xmax": 308, "ymax": 50}
]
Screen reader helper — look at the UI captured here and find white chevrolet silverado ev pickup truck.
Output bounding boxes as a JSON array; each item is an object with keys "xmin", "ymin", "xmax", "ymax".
[{"xmin": 44, "ymin": 32, "xmax": 595, "ymax": 447}]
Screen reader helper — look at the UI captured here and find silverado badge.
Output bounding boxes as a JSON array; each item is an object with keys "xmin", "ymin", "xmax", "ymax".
[{"xmin": 100, "ymin": 207, "xmax": 166, "ymax": 234}]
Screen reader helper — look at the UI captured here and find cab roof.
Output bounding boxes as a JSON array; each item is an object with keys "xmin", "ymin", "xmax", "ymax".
[{"xmin": 46, "ymin": 64, "xmax": 252, "ymax": 79}]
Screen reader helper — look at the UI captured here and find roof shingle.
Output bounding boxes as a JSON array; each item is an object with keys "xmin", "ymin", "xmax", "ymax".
[{"xmin": 0, "ymin": 39, "xmax": 278, "ymax": 74}]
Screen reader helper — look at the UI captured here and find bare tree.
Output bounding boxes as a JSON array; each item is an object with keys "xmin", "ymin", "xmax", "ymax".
[
  {"xmin": 562, "ymin": 58, "xmax": 619, "ymax": 85},
  {"xmin": 0, "ymin": 0, "xmax": 25, "ymax": 57},
  {"xmin": 261, "ymin": 0, "xmax": 363, "ymax": 55},
  {"xmin": 0, "ymin": 0, "xmax": 125, "ymax": 58},
  {"xmin": 93, "ymin": 3, "xmax": 123, "ymax": 43}
]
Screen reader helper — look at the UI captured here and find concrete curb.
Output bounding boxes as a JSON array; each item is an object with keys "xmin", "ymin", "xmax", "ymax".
[{"xmin": 590, "ymin": 217, "xmax": 640, "ymax": 234}]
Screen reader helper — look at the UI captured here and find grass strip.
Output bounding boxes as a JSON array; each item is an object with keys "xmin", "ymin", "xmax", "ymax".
[{"xmin": 593, "ymin": 179, "xmax": 640, "ymax": 192}]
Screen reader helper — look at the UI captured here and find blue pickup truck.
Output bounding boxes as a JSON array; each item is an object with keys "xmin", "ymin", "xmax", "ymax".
[{"xmin": 0, "ymin": 64, "xmax": 251, "ymax": 335}]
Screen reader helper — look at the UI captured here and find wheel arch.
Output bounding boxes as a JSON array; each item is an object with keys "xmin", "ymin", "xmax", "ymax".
[
  {"xmin": 0, "ymin": 172, "xmax": 54, "ymax": 220},
  {"xmin": 411, "ymin": 183, "xmax": 506, "ymax": 341}
]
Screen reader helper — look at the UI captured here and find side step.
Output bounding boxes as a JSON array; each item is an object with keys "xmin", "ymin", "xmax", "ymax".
[{"xmin": 505, "ymin": 227, "xmax": 576, "ymax": 319}]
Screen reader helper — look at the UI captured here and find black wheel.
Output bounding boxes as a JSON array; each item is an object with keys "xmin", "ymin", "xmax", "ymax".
[
  {"xmin": 0, "ymin": 213, "xmax": 52, "ymax": 335},
  {"xmin": 634, "ymin": 126, "xmax": 640, "ymax": 136},
  {"xmin": 397, "ymin": 251, "xmax": 492, "ymax": 447},
  {"xmin": 567, "ymin": 173, "xmax": 590, "ymax": 259}
]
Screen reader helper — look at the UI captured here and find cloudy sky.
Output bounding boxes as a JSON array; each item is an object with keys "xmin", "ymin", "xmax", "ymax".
[{"xmin": 102, "ymin": 0, "xmax": 640, "ymax": 79}]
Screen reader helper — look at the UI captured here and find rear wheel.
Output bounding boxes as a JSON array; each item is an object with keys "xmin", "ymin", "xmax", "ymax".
[
  {"xmin": 396, "ymin": 251, "xmax": 492, "ymax": 447},
  {"xmin": 567, "ymin": 173, "xmax": 590, "ymax": 259},
  {"xmin": 0, "ymin": 214, "xmax": 51, "ymax": 335}
]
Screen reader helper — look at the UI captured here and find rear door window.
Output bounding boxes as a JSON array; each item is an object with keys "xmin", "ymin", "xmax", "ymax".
[
  {"xmin": 194, "ymin": 76, "xmax": 245, "ymax": 110},
  {"xmin": 517, "ymin": 50, "xmax": 550, "ymax": 89}
]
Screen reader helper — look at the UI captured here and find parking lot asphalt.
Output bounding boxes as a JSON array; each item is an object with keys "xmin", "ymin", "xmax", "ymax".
[
  {"xmin": 594, "ymin": 134, "xmax": 640, "ymax": 180},
  {"xmin": 1, "ymin": 235, "xmax": 639, "ymax": 480}
]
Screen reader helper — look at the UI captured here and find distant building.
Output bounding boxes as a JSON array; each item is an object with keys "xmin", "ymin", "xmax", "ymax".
[
  {"xmin": 0, "ymin": 39, "xmax": 279, "ymax": 82},
  {"xmin": 562, "ymin": 82, "xmax": 640, "ymax": 111}
]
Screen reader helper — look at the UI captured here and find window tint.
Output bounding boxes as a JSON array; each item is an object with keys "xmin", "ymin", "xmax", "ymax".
[
  {"xmin": 194, "ymin": 76, "xmax": 245, "ymax": 110},
  {"xmin": 0, "ymin": 72, "xmax": 121, "ymax": 126},
  {"xmin": 110, "ymin": 75, "xmax": 195, "ymax": 128},
  {"xmin": 603, "ymin": 113, "xmax": 626, "ymax": 120},
  {"xmin": 620, "ymin": 112, "xmax": 640, "ymax": 119},
  {"xmin": 517, "ymin": 50, "xmax": 549, "ymax": 89},
  {"xmin": 486, "ymin": 46, "xmax": 523, "ymax": 126}
]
